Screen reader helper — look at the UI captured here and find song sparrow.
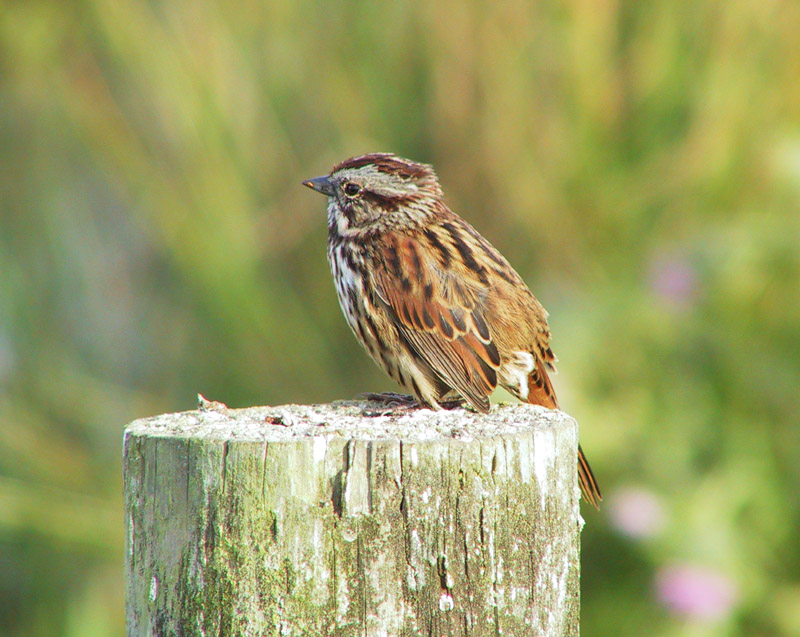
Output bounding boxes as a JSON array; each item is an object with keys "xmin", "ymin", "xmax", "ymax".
[{"xmin": 303, "ymin": 153, "xmax": 601, "ymax": 508}]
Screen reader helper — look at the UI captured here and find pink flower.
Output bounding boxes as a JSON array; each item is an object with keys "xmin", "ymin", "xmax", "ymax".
[
  {"xmin": 648, "ymin": 252, "xmax": 699, "ymax": 309},
  {"xmin": 655, "ymin": 563, "xmax": 739, "ymax": 621},
  {"xmin": 608, "ymin": 486, "xmax": 666, "ymax": 539}
]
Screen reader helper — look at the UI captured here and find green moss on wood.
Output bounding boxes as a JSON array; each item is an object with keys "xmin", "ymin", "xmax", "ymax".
[{"xmin": 125, "ymin": 402, "xmax": 581, "ymax": 636}]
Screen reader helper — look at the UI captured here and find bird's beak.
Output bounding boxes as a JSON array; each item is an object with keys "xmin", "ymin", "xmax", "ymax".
[{"xmin": 302, "ymin": 175, "xmax": 336, "ymax": 196}]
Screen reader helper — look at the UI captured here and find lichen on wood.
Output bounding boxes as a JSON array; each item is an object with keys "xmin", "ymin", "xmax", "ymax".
[{"xmin": 124, "ymin": 400, "xmax": 581, "ymax": 636}]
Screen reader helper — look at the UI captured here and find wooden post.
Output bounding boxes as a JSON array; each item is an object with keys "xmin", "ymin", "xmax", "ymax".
[{"xmin": 124, "ymin": 400, "xmax": 582, "ymax": 636}]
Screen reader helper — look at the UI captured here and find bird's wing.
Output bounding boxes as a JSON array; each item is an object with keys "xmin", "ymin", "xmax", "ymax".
[{"xmin": 370, "ymin": 229, "xmax": 501, "ymax": 412}]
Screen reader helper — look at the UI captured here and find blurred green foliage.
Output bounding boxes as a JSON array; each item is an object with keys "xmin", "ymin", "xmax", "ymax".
[{"xmin": 1, "ymin": 0, "xmax": 799, "ymax": 635}]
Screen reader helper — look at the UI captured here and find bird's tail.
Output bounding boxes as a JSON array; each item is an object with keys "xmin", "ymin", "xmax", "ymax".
[
  {"xmin": 527, "ymin": 358, "xmax": 602, "ymax": 509},
  {"xmin": 577, "ymin": 444, "xmax": 602, "ymax": 509}
]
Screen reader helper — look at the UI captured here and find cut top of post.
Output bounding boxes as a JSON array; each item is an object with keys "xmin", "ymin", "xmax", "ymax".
[{"xmin": 124, "ymin": 399, "xmax": 577, "ymax": 445}]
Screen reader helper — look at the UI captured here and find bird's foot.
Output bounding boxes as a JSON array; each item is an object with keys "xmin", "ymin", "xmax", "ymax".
[
  {"xmin": 358, "ymin": 392, "xmax": 421, "ymax": 416},
  {"xmin": 439, "ymin": 398, "xmax": 468, "ymax": 411}
]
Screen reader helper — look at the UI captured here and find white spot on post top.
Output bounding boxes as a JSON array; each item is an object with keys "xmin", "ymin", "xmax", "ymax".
[
  {"xmin": 518, "ymin": 435, "xmax": 532, "ymax": 484},
  {"xmin": 312, "ymin": 436, "xmax": 327, "ymax": 463},
  {"xmin": 342, "ymin": 441, "xmax": 370, "ymax": 516},
  {"xmin": 127, "ymin": 513, "xmax": 136, "ymax": 557},
  {"xmin": 407, "ymin": 530, "xmax": 426, "ymax": 590},
  {"xmin": 340, "ymin": 522, "xmax": 358, "ymax": 542},
  {"xmin": 410, "ymin": 529, "xmax": 422, "ymax": 552},
  {"xmin": 407, "ymin": 566, "xmax": 418, "ymax": 591},
  {"xmin": 312, "ymin": 517, "xmax": 323, "ymax": 547},
  {"xmin": 533, "ymin": 429, "xmax": 555, "ymax": 503},
  {"xmin": 336, "ymin": 573, "xmax": 349, "ymax": 621},
  {"xmin": 438, "ymin": 592, "xmax": 454, "ymax": 612}
]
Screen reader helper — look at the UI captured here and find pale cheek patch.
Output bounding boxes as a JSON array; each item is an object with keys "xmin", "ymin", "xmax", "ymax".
[
  {"xmin": 328, "ymin": 200, "xmax": 361, "ymax": 238},
  {"xmin": 337, "ymin": 215, "xmax": 350, "ymax": 236}
]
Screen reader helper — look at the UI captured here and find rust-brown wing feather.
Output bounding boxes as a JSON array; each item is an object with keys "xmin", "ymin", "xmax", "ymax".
[
  {"xmin": 526, "ymin": 353, "xmax": 560, "ymax": 409},
  {"xmin": 371, "ymin": 232, "xmax": 500, "ymax": 412}
]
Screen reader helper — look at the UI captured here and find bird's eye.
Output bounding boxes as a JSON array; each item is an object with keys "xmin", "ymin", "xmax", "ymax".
[{"xmin": 343, "ymin": 182, "xmax": 361, "ymax": 197}]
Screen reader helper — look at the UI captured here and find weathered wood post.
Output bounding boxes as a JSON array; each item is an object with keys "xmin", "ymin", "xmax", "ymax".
[{"xmin": 124, "ymin": 400, "xmax": 582, "ymax": 636}]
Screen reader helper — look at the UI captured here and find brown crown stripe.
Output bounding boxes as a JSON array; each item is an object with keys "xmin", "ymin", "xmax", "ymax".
[{"xmin": 333, "ymin": 153, "xmax": 432, "ymax": 181}]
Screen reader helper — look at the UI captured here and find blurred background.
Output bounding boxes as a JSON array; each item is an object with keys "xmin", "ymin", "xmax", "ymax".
[{"xmin": 1, "ymin": 0, "xmax": 799, "ymax": 635}]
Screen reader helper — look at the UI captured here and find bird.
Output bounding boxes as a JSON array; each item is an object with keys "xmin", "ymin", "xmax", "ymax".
[{"xmin": 303, "ymin": 153, "xmax": 601, "ymax": 508}]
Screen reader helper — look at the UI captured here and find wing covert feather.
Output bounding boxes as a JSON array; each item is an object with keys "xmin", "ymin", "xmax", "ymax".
[{"xmin": 372, "ymin": 233, "xmax": 500, "ymax": 411}]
